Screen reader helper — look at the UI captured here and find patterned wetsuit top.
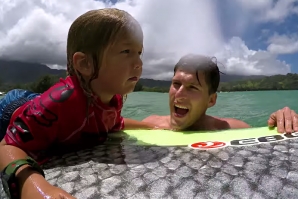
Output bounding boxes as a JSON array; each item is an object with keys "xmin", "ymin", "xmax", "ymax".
[{"xmin": 4, "ymin": 76, "xmax": 124, "ymax": 163}]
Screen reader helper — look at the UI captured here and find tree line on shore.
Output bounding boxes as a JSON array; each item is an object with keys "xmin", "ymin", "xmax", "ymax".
[{"xmin": 0, "ymin": 73, "xmax": 298, "ymax": 94}]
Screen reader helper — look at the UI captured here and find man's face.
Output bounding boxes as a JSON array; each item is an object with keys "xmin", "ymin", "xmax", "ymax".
[{"xmin": 169, "ymin": 69, "xmax": 216, "ymax": 130}]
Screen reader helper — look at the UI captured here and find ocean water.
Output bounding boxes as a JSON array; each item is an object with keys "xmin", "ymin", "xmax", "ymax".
[
  {"xmin": 122, "ymin": 90, "xmax": 298, "ymax": 127},
  {"xmin": 1, "ymin": 90, "xmax": 297, "ymax": 127}
]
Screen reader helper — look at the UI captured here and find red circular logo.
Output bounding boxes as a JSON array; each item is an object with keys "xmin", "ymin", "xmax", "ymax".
[{"xmin": 189, "ymin": 141, "xmax": 227, "ymax": 150}]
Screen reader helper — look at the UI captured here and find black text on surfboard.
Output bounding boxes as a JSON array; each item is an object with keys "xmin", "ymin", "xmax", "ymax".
[{"xmin": 189, "ymin": 132, "xmax": 298, "ymax": 150}]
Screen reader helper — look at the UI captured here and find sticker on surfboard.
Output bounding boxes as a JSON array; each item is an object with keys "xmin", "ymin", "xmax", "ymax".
[
  {"xmin": 189, "ymin": 141, "xmax": 227, "ymax": 150},
  {"xmin": 188, "ymin": 132, "xmax": 298, "ymax": 150}
]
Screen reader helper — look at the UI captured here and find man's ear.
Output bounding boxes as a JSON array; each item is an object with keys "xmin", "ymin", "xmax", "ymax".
[
  {"xmin": 72, "ymin": 52, "xmax": 93, "ymax": 77},
  {"xmin": 208, "ymin": 92, "xmax": 217, "ymax": 108}
]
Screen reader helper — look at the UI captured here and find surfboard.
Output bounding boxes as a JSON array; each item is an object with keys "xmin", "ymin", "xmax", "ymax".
[
  {"xmin": 1, "ymin": 127, "xmax": 298, "ymax": 199},
  {"xmin": 107, "ymin": 126, "xmax": 295, "ymax": 147}
]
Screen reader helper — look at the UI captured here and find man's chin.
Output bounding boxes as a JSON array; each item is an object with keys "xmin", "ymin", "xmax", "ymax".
[{"xmin": 170, "ymin": 119, "xmax": 189, "ymax": 131}]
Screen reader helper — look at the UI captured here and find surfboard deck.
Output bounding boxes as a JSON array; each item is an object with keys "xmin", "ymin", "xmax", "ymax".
[{"xmin": 1, "ymin": 127, "xmax": 298, "ymax": 199}]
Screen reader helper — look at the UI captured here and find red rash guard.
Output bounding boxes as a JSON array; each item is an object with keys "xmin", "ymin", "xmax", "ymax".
[{"xmin": 4, "ymin": 76, "xmax": 124, "ymax": 164}]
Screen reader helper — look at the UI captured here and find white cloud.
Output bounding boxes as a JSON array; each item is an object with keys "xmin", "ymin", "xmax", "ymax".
[
  {"xmin": 235, "ymin": 0, "xmax": 298, "ymax": 23},
  {"xmin": 216, "ymin": 37, "xmax": 291, "ymax": 76},
  {"xmin": 0, "ymin": 0, "xmax": 293, "ymax": 80},
  {"xmin": 267, "ymin": 33, "xmax": 298, "ymax": 54}
]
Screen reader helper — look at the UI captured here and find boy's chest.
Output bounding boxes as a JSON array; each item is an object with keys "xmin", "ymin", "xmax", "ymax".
[{"xmin": 59, "ymin": 108, "xmax": 118, "ymax": 145}]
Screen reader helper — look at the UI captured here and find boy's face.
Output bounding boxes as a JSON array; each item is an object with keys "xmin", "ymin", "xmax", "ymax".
[{"xmin": 74, "ymin": 36, "xmax": 143, "ymax": 104}]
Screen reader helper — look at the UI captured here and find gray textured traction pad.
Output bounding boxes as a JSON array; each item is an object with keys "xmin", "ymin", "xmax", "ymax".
[{"xmin": 1, "ymin": 138, "xmax": 298, "ymax": 199}]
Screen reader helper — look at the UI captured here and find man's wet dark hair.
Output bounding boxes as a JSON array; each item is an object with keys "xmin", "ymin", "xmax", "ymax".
[{"xmin": 173, "ymin": 54, "xmax": 222, "ymax": 95}]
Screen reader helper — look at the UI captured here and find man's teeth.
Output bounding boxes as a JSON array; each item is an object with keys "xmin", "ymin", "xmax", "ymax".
[{"xmin": 175, "ymin": 105, "xmax": 188, "ymax": 109}]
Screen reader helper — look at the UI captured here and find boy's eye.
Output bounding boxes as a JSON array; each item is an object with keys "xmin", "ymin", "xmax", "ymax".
[
  {"xmin": 121, "ymin": 49, "xmax": 130, "ymax": 53},
  {"xmin": 138, "ymin": 51, "xmax": 142, "ymax": 55}
]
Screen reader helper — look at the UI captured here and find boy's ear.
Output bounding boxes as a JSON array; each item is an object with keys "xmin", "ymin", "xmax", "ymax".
[{"xmin": 72, "ymin": 52, "xmax": 93, "ymax": 77}]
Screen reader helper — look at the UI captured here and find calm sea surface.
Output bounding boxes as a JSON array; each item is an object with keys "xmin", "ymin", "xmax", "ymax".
[
  {"xmin": 1, "ymin": 90, "xmax": 297, "ymax": 127},
  {"xmin": 122, "ymin": 90, "xmax": 298, "ymax": 127}
]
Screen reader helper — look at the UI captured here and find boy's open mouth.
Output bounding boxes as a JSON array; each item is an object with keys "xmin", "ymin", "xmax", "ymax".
[{"xmin": 174, "ymin": 105, "xmax": 189, "ymax": 117}]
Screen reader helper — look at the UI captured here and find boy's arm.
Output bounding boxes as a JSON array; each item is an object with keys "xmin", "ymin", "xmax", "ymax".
[
  {"xmin": 0, "ymin": 139, "xmax": 75, "ymax": 198},
  {"xmin": 0, "ymin": 139, "xmax": 51, "ymax": 198},
  {"xmin": 111, "ymin": 95, "xmax": 157, "ymax": 131},
  {"xmin": 0, "ymin": 83, "xmax": 71, "ymax": 198},
  {"xmin": 4, "ymin": 95, "xmax": 59, "ymax": 153},
  {"xmin": 123, "ymin": 118, "xmax": 157, "ymax": 130},
  {"xmin": 224, "ymin": 118, "xmax": 251, "ymax": 129}
]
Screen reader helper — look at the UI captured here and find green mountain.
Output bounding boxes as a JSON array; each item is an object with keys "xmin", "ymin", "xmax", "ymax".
[
  {"xmin": 0, "ymin": 60, "xmax": 65, "ymax": 84},
  {"xmin": 219, "ymin": 73, "xmax": 298, "ymax": 91},
  {"xmin": 1, "ymin": 59, "xmax": 297, "ymax": 92},
  {"xmin": 0, "ymin": 59, "xmax": 266, "ymax": 86},
  {"xmin": 4, "ymin": 59, "xmax": 293, "ymax": 93}
]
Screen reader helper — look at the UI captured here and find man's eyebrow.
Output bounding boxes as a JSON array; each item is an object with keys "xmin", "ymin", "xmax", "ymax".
[{"xmin": 191, "ymin": 81, "xmax": 201, "ymax": 86}]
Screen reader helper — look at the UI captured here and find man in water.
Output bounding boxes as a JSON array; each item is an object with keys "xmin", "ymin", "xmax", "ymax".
[{"xmin": 143, "ymin": 54, "xmax": 297, "ymax": 133}]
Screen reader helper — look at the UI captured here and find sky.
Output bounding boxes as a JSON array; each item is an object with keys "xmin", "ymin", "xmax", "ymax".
[{"xmin": 0, "ymin": 0, "xmax": 298, "ymax": 80}]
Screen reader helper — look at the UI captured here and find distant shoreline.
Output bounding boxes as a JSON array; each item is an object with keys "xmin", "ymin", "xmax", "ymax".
[
  {"xmin": 218, "ymin": 89, "xmax": 298, "ymax": 92},
  {"xmin": 2, "ymin": 72, "xmax": 298, "ymax": 94},
  {"xmin": 134, "ymin": 89, "xmax": 298, "ymax": 93}
]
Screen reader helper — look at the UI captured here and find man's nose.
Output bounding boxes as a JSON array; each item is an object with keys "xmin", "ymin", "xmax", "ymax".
[{"xmin": 175, "ymin": 86, "xmax": 187, "ymax": 100}]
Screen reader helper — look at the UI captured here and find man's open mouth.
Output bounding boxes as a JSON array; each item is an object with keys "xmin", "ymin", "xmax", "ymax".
[{"xmin": 174, "ymin": 105, "xmax": 189, "ymax": 117}]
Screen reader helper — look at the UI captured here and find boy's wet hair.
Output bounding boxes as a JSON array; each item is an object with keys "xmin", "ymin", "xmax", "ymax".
[
  {"xmin": 66, "ymin": 8, "xmax": 143, "ymax": 101},
  {"xmin": 174, "ymin": 54, "xmax": 223, "ymax": 94}
]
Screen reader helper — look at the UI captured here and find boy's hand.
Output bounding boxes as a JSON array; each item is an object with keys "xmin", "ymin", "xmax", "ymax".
[
  {"xmin": 22, "ymin": 185, "xmax": 76, "ymax": 199},
  {"xmin": 22, "ymin": 183, "xmax": 76, "ymax": 199},
  {"xmin": 16, "ymin": 166, "xmax": 76, "ymax": 199}
]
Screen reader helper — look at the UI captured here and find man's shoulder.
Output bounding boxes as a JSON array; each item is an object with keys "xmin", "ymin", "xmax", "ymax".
[{"xmin": 219, "ymin": 117, "xmax": 250, "ymax": 129}]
